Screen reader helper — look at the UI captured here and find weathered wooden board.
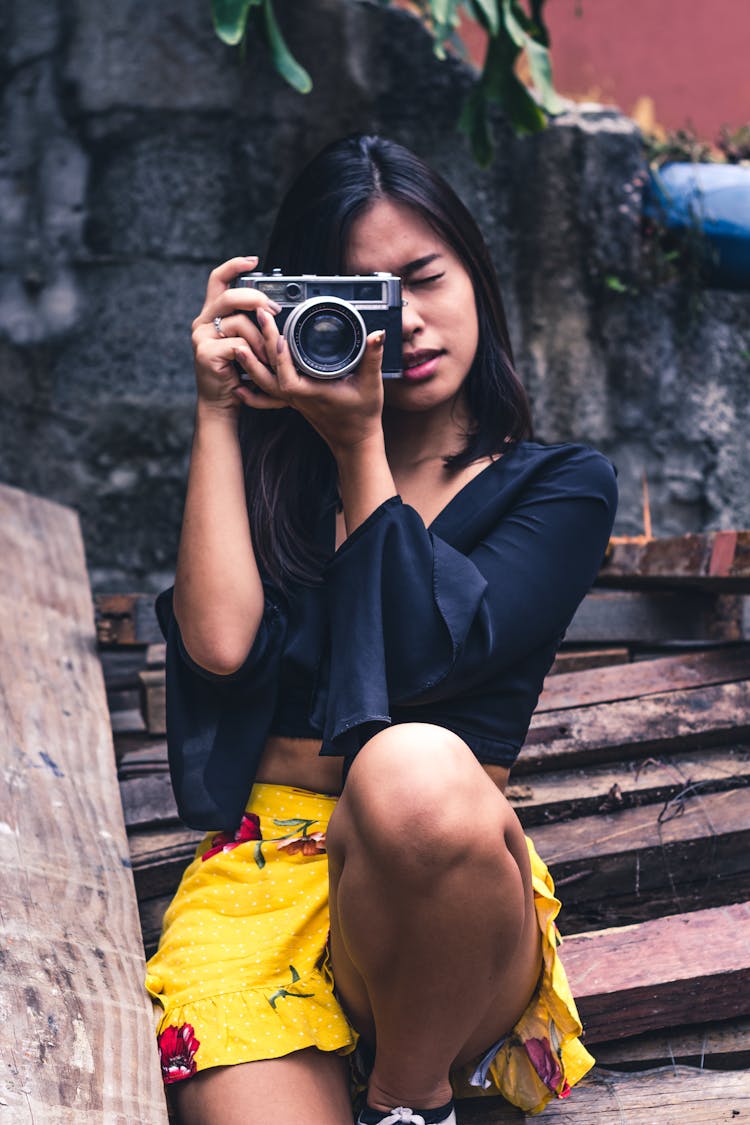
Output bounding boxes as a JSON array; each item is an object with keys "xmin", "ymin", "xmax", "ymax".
[
  {"xmin": 548, "ymin": 647, "xmax": 631, "ymax": 675},
  {"xmin": 139, "ymin": 667, "xmax": 167, "ymax": 735},
  {"xmin": 562, "ymin": 902, "xmax": 750, "ymax": 1042},
  {"xmin": 537, "ymin": 646, "xmax": 750, "ymax": 713},
  {"xmin": 128, "ymin": 825, "xmax": 204, "ymax": 901},
  {"xmin": 95, "ymin": 592, "xmax": 163, "ymax": 646},
  {"xmin": 456, "ymin": 1066, "xmax": 750, "ymax": 1123},
  {"xmin": 599, "ymin": 530, "xmax": 750, "ymax": 591},
  {"xmin": 507, "ymin": 746, "xmax": 750, "ymax": 827},
  {"xmin": 530, "ymin": 786, "xmax": 750, "ymax": 918},
  {"xmin": 593, "ymin": 1016, "xmax": 750, "ymax": 1070},
  {"xmin": 0, "ymin": 484, "xmax": 168, "ymax": 1122},
  {"xmin": 519, "ymin": 680, "xmax": 750, "ymax": 772},
  {"xmin": 565, "ymin": 590, "xmax": 750, "ymax": 644},
  {"xmin": 95, "ymin": 588, "xmax": 750, "ymax": 648}
]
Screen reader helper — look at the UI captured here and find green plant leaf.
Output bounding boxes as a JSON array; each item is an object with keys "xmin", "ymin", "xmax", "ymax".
[
  {"xmin": 482, "ymin": 27, "xmax": 546, "ymax": 133},
  {"xmin": 501, "ymin": 0, "xmax": 564, "ymax": 115},
  {"xmin": 211, "ymin": 0, "xmax": 261, "ymax": 46},
  {"xmin": 262, "ymin": 0, "xmax": 312, "ymax": 94},
  {"xmin": 466, "ymin": 0, "xmax": 500, "ymax": 36},
  {"xmin": 528, "ymin": 0, "xmax": 551, "ymax": 46},
  {"xmin": 253, "ymin": 841, "xmax": 266, "ymax": 869}
]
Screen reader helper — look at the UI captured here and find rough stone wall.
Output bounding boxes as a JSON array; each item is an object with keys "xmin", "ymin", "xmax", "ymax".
[{"xmin": 2, "ymin": 0, "xmax": 749, "ymax": 589}]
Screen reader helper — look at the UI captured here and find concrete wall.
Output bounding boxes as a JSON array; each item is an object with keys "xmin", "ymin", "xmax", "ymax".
[{"xmin": 2, "ymin": 0, "xmax": 749, "ymax": 589}]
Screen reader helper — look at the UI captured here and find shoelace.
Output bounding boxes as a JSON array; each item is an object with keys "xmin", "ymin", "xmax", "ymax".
[{"xmin": 374, "ymin": 1111, "xmax": 427, "ymax": 1125}]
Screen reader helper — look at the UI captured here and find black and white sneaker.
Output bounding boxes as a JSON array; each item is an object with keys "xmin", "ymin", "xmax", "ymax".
[{"xmin": 356, "ymin": 1101, "xmax": 457, "ymax": 1125}]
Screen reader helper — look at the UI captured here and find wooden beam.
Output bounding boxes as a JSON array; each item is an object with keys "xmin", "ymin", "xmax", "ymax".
[
  {"xmin": 562, "ymin": 902, "xmax": 750, "ymax": 1042},
  {"xmin": 600, "ymin": 530, "xmax": 750, "ymax": 591},
  {"xmin": 455, "ymin": 1066, "xmax": 750, "ymax": 1123},
  {"xmin": 566, "ymin": 590, "xmax": 750, "ymax": 644},
  {"xmin": 96, "ymin": 588, "xmax": 750, "ymax": 648},
  {"xmin": 548, "ymin": 647, "xmax": 630, "ymax": 675},
  {"xmin": 519, "ymin": 680, "xmax": 750, "ymax": 773},
  {"xmin": 593, "ymin": 1016, "xmax": 750, "ymax": 1071},
  {"xmin": 95, "ymin": 592, "xmax": 162, "ymax": 646},
  {"xmin": 529, "ymin": 786, "xmax": 750, "ymax": 927},
  {"xmin": 0, "ymin": 484, "xmax": 168, "ymax": 1121},
  {"xmin": 507, "ymin": 746, "xmax": 750, "ymax": 828},
  {"xmin": 537, "ymin": 647, "xmax": 750, "ymax": 713}
]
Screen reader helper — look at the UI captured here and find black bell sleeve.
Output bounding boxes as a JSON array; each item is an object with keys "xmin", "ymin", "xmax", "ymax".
[
  {"xmin": 156, "ymin": 585, "xmax": 287, "ymax": 830},
  {"xmin": 314, "ymin": 445, "xmax": 617, "ymax": 759}
]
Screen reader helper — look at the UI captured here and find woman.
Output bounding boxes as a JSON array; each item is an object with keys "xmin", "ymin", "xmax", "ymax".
[{"xmin": 146, "ymin": 134, "xmax": 617, "ymax": 1125}]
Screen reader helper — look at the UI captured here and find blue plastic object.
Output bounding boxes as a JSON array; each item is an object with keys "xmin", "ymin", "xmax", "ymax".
[{"xmin": 644, "ymin": 163, "xmax": 750, "ymax": 288}]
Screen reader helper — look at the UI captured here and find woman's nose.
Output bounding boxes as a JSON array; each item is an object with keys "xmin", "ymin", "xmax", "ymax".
[{"xmin": 401, "ymin": 297, "xmax": 423, "ymax": 340}]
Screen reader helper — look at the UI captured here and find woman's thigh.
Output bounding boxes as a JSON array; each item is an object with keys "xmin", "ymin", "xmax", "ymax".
[
  {"xmin": 170, "ymin": 1047, "xmax": 354, "ymax": 1125},
  {"xmin": 326, "ymin": 723, "xmax": 543, "ymax": 1061}
]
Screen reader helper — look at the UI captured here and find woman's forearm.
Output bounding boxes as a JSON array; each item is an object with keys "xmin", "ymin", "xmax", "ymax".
[
  {"xmin": 334, "ymin": 434, "xmax": 398, "ymax": 538},
  {"xmin": 173, "ymin": 403, "xmax": 265, "ymax": 674}
]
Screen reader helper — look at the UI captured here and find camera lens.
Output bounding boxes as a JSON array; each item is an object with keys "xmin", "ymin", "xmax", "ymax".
[
  {"xmin": 299, "ymin": 312, "xmax": 353, "ymax": 365},
  {"xmin": 285, "ymin": 298, "xmax": 366, "ymax": 379}
]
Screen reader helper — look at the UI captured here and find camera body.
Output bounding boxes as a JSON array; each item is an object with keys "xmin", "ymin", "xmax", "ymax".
[{"xmin": 235, "ymin": 270, "xmax": 403, "ymax": 380}]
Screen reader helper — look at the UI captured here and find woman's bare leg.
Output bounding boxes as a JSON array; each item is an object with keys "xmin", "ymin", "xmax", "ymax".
[
  {"xmin": 170, "ymin": 1046, "xmax": 353, "ymax": 1125},
  {"xmin": 326, "ymin": 724, "xmax": 542, "ymax": 1114}
]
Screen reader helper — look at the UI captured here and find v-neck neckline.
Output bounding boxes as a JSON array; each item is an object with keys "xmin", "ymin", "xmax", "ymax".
[{"xmin": 326, "ymin": 443, "xmax": 522, "ymax": 555}]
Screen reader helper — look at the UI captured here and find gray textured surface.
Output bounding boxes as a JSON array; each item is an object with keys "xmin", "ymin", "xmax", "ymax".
[{"xmin": 1, "ymin": 0, "xmax": 749, "ymax": 589}]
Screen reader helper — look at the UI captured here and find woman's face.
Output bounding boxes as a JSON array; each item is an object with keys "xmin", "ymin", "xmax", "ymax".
[{"xmin": 345, "ymin": 199, "xmax": 479, "ymax": 414}]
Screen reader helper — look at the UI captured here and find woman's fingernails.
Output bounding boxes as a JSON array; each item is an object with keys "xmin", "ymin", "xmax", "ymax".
[
  {"xmin": 372, "ymin": 329, "xmax": 386, "ymax": 347},
  {"xmin": 245, "ymin": 255, "xmax": 258, "ymax": 263},
  {"xmin": 257, "ymin": 308, "xmax": 267, "ymax": 325},
  {"xmin": 267, "ymin": 300, "xmax": 282, "ymax": 315},
  {"xmin": 277, "ymin": 335, "xmax": 285, "ymax": 355}
]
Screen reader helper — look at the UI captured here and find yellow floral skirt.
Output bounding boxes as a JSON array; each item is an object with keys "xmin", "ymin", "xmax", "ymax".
[{"xmin": 145, "ymin": 783, "xmax": 594, "ymax": 1115}]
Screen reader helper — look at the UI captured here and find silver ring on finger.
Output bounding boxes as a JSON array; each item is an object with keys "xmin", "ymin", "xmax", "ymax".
[{"xmin": 213, "ymin": 315, "xmax": 226, "ymax": 338}]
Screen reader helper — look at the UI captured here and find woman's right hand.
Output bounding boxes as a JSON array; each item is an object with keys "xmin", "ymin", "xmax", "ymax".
[{"xmin": 190, "ymin": 256, "xmax": 288, "ymax": 412}]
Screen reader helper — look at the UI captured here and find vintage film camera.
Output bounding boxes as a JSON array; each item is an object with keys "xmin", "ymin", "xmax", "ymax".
[{"xmin": 234, "ymin": 270, "xmax": 403, "ymax": 380}]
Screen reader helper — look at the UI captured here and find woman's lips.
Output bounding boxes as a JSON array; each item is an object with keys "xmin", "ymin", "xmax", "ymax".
[{"xmin": 401, "ymin": 350, "xmax": 443, "ymax": 382}]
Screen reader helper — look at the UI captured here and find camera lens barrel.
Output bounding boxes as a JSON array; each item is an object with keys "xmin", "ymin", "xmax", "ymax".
[{"xmin": 284, "ymin": 296, "xmax": 367, "ymax": 380}]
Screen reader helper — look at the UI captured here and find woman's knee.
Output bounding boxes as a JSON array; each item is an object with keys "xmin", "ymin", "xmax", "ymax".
[{"xmin": 331, "ymin": 723, "xmax": 511, "ymax": 863}]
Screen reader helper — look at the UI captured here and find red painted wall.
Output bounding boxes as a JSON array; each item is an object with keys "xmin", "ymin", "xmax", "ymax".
[{"xmin": 459, "ymin": 0, "xmax": 750, "ymax": 141}]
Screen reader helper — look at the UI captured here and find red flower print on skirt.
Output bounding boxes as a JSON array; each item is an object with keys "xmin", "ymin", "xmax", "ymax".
[
  {"xmin": 524, "ymin": 1036, "xmax": 571, "ymax": 1098},
  {"xmin": 158, "ymin": 1022, "xmax": 200, "ymax": 1084},
  {"xmin": 202, "ymin": 812, "xmax": 262, "ymax": 861},
  {"xmin": 277, "ymin": 831, "xmax": 327, "ymax": 856}
]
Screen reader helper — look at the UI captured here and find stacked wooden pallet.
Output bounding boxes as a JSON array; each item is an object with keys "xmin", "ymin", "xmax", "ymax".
[{"xmin": 96, "ymin": 530, "xmax": 750, "ymax": 1122}]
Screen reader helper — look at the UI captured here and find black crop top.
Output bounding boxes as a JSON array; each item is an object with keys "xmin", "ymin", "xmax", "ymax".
[{"xmin": 157, "ymin": 441, "xmax": 618, "ymax": 830}]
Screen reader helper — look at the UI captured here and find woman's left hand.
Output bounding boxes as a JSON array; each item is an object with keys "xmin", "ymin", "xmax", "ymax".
[{"xmin": 233, "ymin": 309, "xmax": 386, "ymax": 457}]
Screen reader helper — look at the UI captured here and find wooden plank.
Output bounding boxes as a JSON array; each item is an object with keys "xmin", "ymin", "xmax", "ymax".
[
  {"xmin": 519, "ymin": 680, "xmax": 750, "ymax": 773},
  {"xmin": 548, "ymin": 647, "xmax": 631, "ymax": 675},
  {"xmin": 530, "ymin": 786, "xmax": 750, "ymax": 921},
  {"xmin": 507, "ymin": 745, "xmax": 750, "ymax": 827},
  {"xmin": 95, "ymin": 589, "xmax": 750, "ymax": 647},
  {"xmin": 455, "ymin": 1066, "xmax": 750, "ymax": 1123},
  {"xmin": 121, "ymin": 770, "xmax": 179, "ymax": 829},
  {"xmin": 566, "ymin": 590, "xmax": 750, "ymax": 644},
  {"xmin": 95, "ymin": 592, "xmax": 162, "ymax": 646},
  {"xmin": 139, "ymin": 667, "xmax": 167, "ymax": 735},
  {"xmin": 593, "ymin": 1016, "xmax": 750, "ymax": 1070},
  {"xmin": 599, "ymin": 530, "xmax": 750, "ymax": 591},
  {"xmin": 0, "ymin": 484, "xmax": 168, "ymax": 1122},
  {"xmin": 537, "ymin": 646, "xmax": 750, "ymax": 712},
  {"xmin": 562, "ymin": 902, "xmax": 750, "ymax": 1042},
  {"xmin": 128, "ymin": 825, "xmax": 204, "ymax": 902}
]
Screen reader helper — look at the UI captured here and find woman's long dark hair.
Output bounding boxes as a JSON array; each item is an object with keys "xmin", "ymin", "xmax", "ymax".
[{"xmin": 240, "ymin": 134, "xmax": 532, "ymax": 588}]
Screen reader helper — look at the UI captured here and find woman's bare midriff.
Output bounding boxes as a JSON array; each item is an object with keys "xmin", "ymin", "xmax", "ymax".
[{"xmin": 254, "ymin": 734, "xmax": 510, "ymax": 796}]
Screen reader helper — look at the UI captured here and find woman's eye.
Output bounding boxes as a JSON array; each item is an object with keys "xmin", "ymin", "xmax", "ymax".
[{"xmin": 409, "ymin": 273, "xmax": 445, "ymax": 288}]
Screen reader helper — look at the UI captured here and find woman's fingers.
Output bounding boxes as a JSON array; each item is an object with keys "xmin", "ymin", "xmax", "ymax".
[
  {"xmin": 360, "ymin": 329, "xmax": 387, "ymax": 384},
  {"xmin": 203, "ymin": 255, "xmax": 259, "ymax": 305}
]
